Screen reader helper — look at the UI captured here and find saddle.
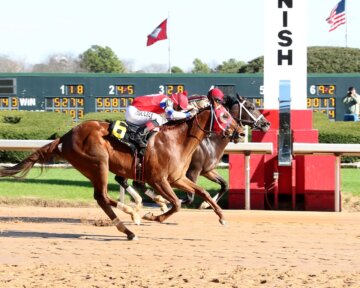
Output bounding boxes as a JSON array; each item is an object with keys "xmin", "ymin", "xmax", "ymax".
[
  {"xmin": 109, "ymin": 120, "xmax": 155, "ymax": 151},
  {"xmin": 109, "ymin": 120, "xmax": 155, "ymax": 183}
]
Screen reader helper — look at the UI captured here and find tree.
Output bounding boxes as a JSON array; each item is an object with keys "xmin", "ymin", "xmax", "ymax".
[
  {"xmin": 32, "ymin": 53, "xmax": 83, "ymax": 72},
  {"xmin": 191, "ymin": 58, "xmax": 211, "ymax": 73},
  {"xmin": 239, "ymin": 46, "xmax": 360, "ymax": 73},
  {"xmin": 238, "ymin": 56, "xmax": 264, "ymax": 73},
  {"xmin": 0, "ymin": 55, "xmax": 25, "ymax": 72},
  {"xmin": 307, "ymin": 46, "xmax": 360, "ymax": 73},
  {"xmin": 171, "ymin": 66, "xmax": 184, "ymax": 73},
  {"xmin": 140, "ymin": 64, "xmax": 168, "ymax": 73},
  {"xmin": 79, "ymin": 45, "xmax": 126, "ymax": 73},
  {"xmin": 215, "ymin": 58, "xmax": 246, "ymax": 73}
]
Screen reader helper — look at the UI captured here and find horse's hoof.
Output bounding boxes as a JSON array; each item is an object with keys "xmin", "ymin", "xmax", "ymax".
[
  {"xmin": 219, "ymin": 219, "xmax": 227, "ymax": 226},
  {"xmin": 127, "ymin": 234, "xmax": 138, "ymax": 241},
  {"xmin": 142, "ymin": 212, "xmax": 153, "ymax": 221},
  {"xmin": 132, "ymin": 213, "xmax": 141, "ymax": 225}
]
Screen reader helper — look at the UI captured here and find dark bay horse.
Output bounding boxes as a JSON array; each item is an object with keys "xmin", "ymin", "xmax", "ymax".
[
  {"xmin": 0, "ymin": 98, "xmax": 244, "ymax": 240},
  {"xmin": 118, "ymin": 94, "xmax": 270, "ymax": 210},
  {"xmin": 188, "ymin": 93, "xmax": 270, "ymax": 208}
]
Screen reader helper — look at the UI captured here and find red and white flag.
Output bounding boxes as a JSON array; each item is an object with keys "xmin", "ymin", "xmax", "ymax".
[{"xmin": 146, "ymin": 19, "xmax": 168, "ymax": 46}]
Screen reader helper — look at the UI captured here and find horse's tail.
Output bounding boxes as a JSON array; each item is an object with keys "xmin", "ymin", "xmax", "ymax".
[{"xmin": 0, "ymin": 138, "xmax": 62, "ymax": 178}]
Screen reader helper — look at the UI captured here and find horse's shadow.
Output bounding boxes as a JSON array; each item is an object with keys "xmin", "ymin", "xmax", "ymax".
[
  {"xmin": 0, "ymin": 216, "xmax": 129, "ymax": 241},
  {"xmin": 0, "ymin": 216, "xmax": 180, "ymax": 241},
  {"xmin": 1, "ymin": 230, "xmax": 206, "ymax": 242},
  {"xmin": 0, "ymin": 230, "xmax": 126, "ymax": 241},
  {"xmin": 0, "ymin": 216, "xmax": 82, "ymax": 223}
]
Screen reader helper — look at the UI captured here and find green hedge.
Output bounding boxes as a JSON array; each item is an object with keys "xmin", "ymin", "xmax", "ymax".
[
  {"xmin": 0, "ymin": 111, "xmax": 125, "ymax": 163},
  {"xmin": 1, "ymin": 110, "xmax": 360, "ymax": 163},
  {"xmin": 313, "ymin": 112, "xmax": 360, "ymax": 162},
  {"xmin": 0, "ymin": 111, "xmax": 74, "ymax": 162},
  {"xmin": 82, "ymin": 111, "xmax": 125, "ymax": 122}
]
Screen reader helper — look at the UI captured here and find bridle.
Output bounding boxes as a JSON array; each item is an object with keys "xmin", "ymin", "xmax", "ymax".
[
  {"xmin": 235, "ymin": 98, "xmax": 265, "ymax": 130},
  {"xmin": 193, "ymin": 104, "xmax": 240, "ymax": 138}
]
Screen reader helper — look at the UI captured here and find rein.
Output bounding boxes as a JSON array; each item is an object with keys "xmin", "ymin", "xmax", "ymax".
[{"xmin": 194, "ymin": 107, "xmax": 215, "ymax": 136}]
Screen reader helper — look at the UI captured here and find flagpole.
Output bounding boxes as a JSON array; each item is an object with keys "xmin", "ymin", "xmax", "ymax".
[
  {"xmin": 168, "ymin": 12, "xmax": 171, "ymax": 74},
  {"xmin": 345, "ymin": 0, "xmax": 348, "ymax": 47}
]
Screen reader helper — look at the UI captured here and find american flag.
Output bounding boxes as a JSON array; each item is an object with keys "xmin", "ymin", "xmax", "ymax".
[{"xmin": 326, "ymin": 0, "xmax": 346, "ymax": 32}]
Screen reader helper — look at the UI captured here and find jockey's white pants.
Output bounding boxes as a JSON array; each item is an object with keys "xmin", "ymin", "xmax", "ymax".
[{"xmin": 125, "ymin": 105, "xmax": 166, "ymax": 126}]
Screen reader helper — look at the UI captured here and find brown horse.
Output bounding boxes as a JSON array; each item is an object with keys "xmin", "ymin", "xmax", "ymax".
[
  {"xmin": 117, "ymin": 93, "xmax": 270, "ymax": 210},
  {"xmin": 0, "ymin": 98, "xmax": 244, "ymax": 240}
]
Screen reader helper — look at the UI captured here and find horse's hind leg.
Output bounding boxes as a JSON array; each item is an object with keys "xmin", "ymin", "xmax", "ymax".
[
  {"xmin": 92, "ymin": 169, "xmax": 139, "ymax": 240},
  {"xmin": 198, "ymin": 170, "xmax": 228, "ymax": 209},
  {"xmin": 94, "ymin": 190, "xmax": 137, "ymax": 240},
  {"xmin": 183, "ymin": 169, "xmax": 201, "ymax": 205},
  {"xmin": 114, "ymin": 176, "xmax": 143, "ymax": 211}
]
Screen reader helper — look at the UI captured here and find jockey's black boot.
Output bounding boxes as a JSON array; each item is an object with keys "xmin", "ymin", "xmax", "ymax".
[{"xmin": 134, "ymin": 126, "xmax": 148, "ymax": 148}]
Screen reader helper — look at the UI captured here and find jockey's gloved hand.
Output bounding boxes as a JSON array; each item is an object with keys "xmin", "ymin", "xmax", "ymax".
[{"xmin": 188, "ymin": 108, "xmax": 198, "ymax": 118}]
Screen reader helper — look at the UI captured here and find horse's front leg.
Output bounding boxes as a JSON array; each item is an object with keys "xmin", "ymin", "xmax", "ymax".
[
  {"xmin": 173, "ymin": 177, "xmax": 226, "ymax": 225},
  {"xmin": 142, "ymin": 179, "xmax": 181, "ymax": 223},
  {"xmin": 144, "ymin": 189, "xmax": 169, "ymax": 212},
  {"xmin": 199, "ymin": 169, "xmax": 228, "ymax": 209}
]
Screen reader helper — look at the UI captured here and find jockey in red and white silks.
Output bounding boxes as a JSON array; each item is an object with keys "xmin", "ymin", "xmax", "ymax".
[{"xmin": 125, "ymin": 92, "xmax": 195, "ymax": 127}]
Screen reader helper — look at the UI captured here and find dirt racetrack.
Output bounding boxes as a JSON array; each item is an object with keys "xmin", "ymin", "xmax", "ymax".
[{"xmin": 1, "ymin": 206, "xmax": 360, "ymax": 288}]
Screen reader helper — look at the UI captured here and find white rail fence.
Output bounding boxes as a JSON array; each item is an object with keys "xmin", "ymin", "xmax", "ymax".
[{"xmin": 2, "ymin": 140, "xmax": 360, "ymax": 211}]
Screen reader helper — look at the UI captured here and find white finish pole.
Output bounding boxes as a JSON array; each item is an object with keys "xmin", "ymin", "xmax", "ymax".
[{"xmin": 264, "ymin": 0, "xmax": 307, "ymax": 110}]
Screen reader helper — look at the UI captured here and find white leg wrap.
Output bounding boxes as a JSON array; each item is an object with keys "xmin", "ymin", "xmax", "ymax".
[
  {"xmin": 112, "ymin": 217, "xmax": 122, "ymax": 226},
  {"xmin": 159, "ymin": 203, "xmax": 169, "ymax": 213},
  {"xmin": 154, "ymin": 195, "xmax": 169, "ymax": 204},
  {"xmin": 126, "ymin": 186, "xmax": 142, "ymax": 204},
  {"xmin": 112, "ymin": 217, "xmax": 126, "ymax": 232},
  {"xmin": 145, "ymin": 189, "xmax": 169, "ymax": 211},
  {"xmin": 117, "ymin": 202, "xmax": 141, "ymax": 225},
  {"xmin": 145, "ymin": 189, "xmax": 157, "ymax": 200},
  {"xmin": 213, "ymin": 194, "xmax": 219, "ymax": 202},
  {"xmin": 200, "ymin": 193, "xmax": 219, "ymax": 209},
  {"xmin": 117, "ymin": 202, "xmax": 133, "ymax": 214}
]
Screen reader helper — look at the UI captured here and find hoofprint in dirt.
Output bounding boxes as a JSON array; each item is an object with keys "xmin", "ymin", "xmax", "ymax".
[{"xmin": 0, "ymin": 206, "xmax": 360, "ymax": 287}]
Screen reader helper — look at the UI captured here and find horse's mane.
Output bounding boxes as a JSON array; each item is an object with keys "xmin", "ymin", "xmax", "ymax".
[{"xmin": 224, "ymin": 93, "xmax": 245, "ymax": 109}]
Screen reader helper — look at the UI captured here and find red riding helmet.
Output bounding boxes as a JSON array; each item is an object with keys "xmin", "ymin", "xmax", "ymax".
[
  {"xmin": 170, "ymin": 91, "xmax": 189, "ymax": 110},
  {"xmin": 208, "ymin": 88, "xmax": 224, "ymax": 102}
]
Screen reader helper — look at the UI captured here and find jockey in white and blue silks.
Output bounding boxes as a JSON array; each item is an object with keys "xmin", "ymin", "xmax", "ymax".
[
  {"xmin": 125, "ymin": 91, "xmax": 196, "ymax": 147},
  {"xmin": 125, "ymin": 91, "xmax": 195, "ymax": 128}
]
